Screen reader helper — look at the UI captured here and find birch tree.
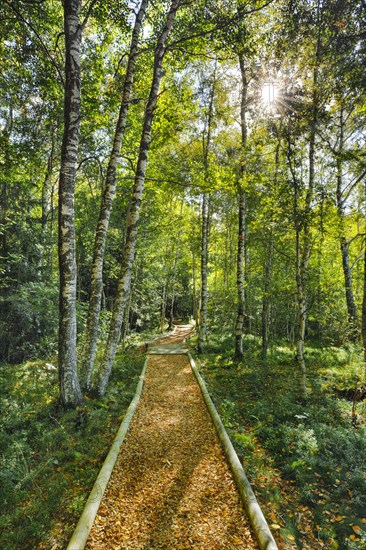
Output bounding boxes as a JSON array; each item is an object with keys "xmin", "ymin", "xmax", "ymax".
[
  {"xmin": 198, "ymin": 192, "xmax": 210, "ymax": 352},
  {"xmin": 198, "ymin": 63, "xmax": 216, "ymax": 353},
  {"xmin": 335, "ymin": 104, "xmax": 359, "ymax": 339},
  {"xmin": 96, "ymin": 0, "xmax": 181, "ymax": 397},
  {"xmin": 58, "ymin": 0, "xmax": 83, "ymax": 407},
  {"xmin": 291, "ymin": 55, "xmax": 319, "ymax": 399},
  {"xmin": 234, "ymin": 53, "xmax": 248, "ymax": 357},
  {"xmin": 79, "ymin": 0, "xmax": 150, "ymax": 392},
  {"xmin": 261, "ymin": 140, "xmax": 279, "ymax": 357}
]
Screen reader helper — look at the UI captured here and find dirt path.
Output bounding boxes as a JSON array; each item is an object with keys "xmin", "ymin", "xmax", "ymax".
[{"xmin": 86, "ymin": 326, "xmax": 258, "ymax": 549}]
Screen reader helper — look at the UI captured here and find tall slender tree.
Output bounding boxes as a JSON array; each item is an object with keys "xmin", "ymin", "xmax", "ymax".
[
  {"xmin": 198, "ymin": 62, "xmax": 216, "ymax": 353},
  {"xmin": 96, "ymin": 0, "xmax": 181, "ymax": 396},
  {"xmin": 335, "ymin": 104, "xmax": 359, "ymax": 339},
  {"xmin": 234, "ymin": 52, "xmax": 248, "ymax": 357},
  {"xmin": 198, "ymin": 192, "xmax": 210, "ymax": 352},
  {"xmin": 261, "ymin": 139, "xmax": 279, "ymax": 357},
  {"xmin": 58, "ymin": 0, "xmax": 83, "ymax": 407},
  {"xmin": 79, "ymin": 0, "xmax": 150, "ymax": 392}
]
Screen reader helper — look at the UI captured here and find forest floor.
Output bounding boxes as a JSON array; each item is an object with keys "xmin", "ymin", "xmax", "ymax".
[
  {"xmin": 86, "ymin": 325, "xmax": 258, "ymax": 549},
  {"xmin": 195, "ymin": 332, "xmax": 366, "ymax": 550},
  {"xmin": 2, "ymin": 327, "xmax": 365, "ymax": 549}
]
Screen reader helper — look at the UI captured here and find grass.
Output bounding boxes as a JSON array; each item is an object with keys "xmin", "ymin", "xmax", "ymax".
[
  {"xmin": 2, "ymin": 326, "xmax": 365, "ymax": 549},
  {"xmin": 192, "ymin": 332, "xmax": 366, "ymax": 549},
  {"xmin": 0, "ymin": 348, "xmax": 145, "ymax": 550}
]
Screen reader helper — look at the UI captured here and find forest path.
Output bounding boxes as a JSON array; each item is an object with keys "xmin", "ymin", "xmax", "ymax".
[{"xmin": 86, "ymin": 325, "xmax": 258, "ymax": 549}]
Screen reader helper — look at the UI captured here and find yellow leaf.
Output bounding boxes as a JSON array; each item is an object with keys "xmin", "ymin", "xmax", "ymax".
[
  {"xmin": 270, "ymin": 524, "xmax": 281, "ymax": 530},
  {"xmin": 287, "ymin": 534, "xmax": 295, "ymax": 541},
  {"xmin": 351, "ymin": 525, "xmax": 361, "ymax": 534},
  {"xmin": 335, "ymin": 516, "xmax": 343, "ymax": 522}
]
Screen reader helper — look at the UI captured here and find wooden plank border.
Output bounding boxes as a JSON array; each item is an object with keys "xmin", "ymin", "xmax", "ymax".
[
  {"xmin": 67, "ymin": 357, "xmax": 148, "ymax": 550},
  {"xmin": 188, "ymin": 352, "xmax": 278, "ymax": 550}
]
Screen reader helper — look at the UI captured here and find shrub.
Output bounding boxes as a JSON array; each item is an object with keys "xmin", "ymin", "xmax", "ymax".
[{"xmin": 0, "ymin": 281, "xmax": 58, "ymax": 362}]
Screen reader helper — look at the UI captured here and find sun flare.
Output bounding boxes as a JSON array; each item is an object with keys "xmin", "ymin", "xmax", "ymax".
[{"xmin": 261, "ymin": 82, "xmax": 277, "ymax": 105}]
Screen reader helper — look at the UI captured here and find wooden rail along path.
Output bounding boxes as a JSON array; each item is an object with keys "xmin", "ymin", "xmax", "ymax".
[{"xmin": 68, "ymin": 325, "xmax": 277, "ymax": 550}]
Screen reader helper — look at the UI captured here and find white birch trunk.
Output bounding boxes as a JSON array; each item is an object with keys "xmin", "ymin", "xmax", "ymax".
[
  {"xmin": 296, "ymin": 63, "xmax": 318, "ymax": 399},
  {"xmin": 261, "ymin": 235, "xmax": 273, "ymax": 357},
  {"xmin": 96, "ymin": 0, "xmax": 181, "ymax": 397},
  {"xmin": 197, "ymin": 64, "xmax": 216, "ymax": 353},
  {"xmin": 336, "ymin": 106, "xmax": 358, "ymax": 338},
  {"xmin": 261, "ymin": 142, "xmax": 279, "ymax": 357},
  {"xmin": 198, "ymin": 193, "xmax": 210, "ymax": 352},
  {"xmin": 362, "ymin": 239, "xmax": 366, "ymax": 379},
  {"xmin": 235, "ymin": 190, "xmax": 246, "ymax": 356},
  {"xmin": 58, "ymin": 0, "xmax": 83, "ymax": 407},
  {"xmin": 79, "ymin": 0, "xmax": 150, "ymax": 392},
  {"xmin": 234, "ymin": 54, "xmax": 248, "ymax": 357}
]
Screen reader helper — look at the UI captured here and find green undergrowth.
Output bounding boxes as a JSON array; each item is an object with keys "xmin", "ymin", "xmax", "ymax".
[
  {"xmin": 0, "ymin": 348, "xmax": 145, "ymax": 549},
  {"xmin": 193, "ymin": 332, "xmax": 366, "ymax": 549}
]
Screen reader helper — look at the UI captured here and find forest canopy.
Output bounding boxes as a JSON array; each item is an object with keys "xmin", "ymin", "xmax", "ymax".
[
  {"xmin": 0, "ymin": 0, "xmax": 365, "ymax": 399},
  {"xmin": 1, "ymin": 1, "xmax": 366, "ymax": 548}
]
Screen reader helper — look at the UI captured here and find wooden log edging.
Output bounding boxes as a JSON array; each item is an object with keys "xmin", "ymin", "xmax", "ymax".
[
  {"xmin": 188, "ymin": 353, "xmax": 278, "ymax": 550},
  {"xmin": 67, "ymin": 357, "xmax": 148, "ymax": 550}
]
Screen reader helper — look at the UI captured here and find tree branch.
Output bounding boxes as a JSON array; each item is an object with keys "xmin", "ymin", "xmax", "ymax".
[
  {"xmin": 3, "ymin": 0, "xmax": 65, "ymax": 87},
  {"xmin": 81, "ymin": 0, "xmax": 99, "ymax": 30}
]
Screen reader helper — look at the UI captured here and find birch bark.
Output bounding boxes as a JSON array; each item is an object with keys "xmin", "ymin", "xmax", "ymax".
[
  {"xmin": 198, "ymin": 193, "xmax": 210, "ymax": 352},
  {"xmin": 96, "ymin": 0, "xmax": 181, "ymax": 396},
  {"xmin": 261, "ymin": 142, "xmax": 279, "ymax": 357},
  {"xmin": 198, "ymin": 65, "xmax": 216, "ymax": 353},
  {"xmin": 336, "ymin": 106, "xmax": 358, "ymax": 339},
  {"xmin": 296, "ymin": 62, "xmax": 318, "ymax": 399},
  {"xmin": 79, "ymin": 0, "xmax": 150, "ymax": 392},
  {"xmin": 261, "ymin": 237, "xmax": 273, "ymax": 357},
  {"xmin": 58, "ymin": 0, "xmax": 83, "ymax": 407},
  {"xmin": 42, "ymin": 127, "xmax": 56, "ymax": 230},
  {"xmin": 362, "ymin": 221, "xmax": 366, "ymax": 379},
  {"xmin": 234, "ymin": 53, "xmax": 248, "ymax": 357}
]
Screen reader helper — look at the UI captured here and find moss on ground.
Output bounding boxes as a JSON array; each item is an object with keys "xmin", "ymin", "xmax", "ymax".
[
  {"xmin": 191, "ymin": 332, "xmax": 366, "ymax": 549},
  {"xmin": 0, "ymin": 348, "xmax": 145, "ymax": 549}
]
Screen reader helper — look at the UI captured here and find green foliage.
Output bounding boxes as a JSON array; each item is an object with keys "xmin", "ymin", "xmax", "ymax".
[
  {"xmin": 0, "ymin": 0, "xmax": 365, "ymax": 542},
  {"xmin": 197, "ymin": 330, "xmax": 366, "ymax": 548},
  {"xmin": 0, "ymin": 348, "xmax": 145, "ymax": 549},
  {"xmin": 0, "ymin": 281, "xmax": 59, "ymax": 363}
]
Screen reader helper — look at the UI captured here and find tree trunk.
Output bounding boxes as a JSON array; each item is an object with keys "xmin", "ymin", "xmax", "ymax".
[
  {"xmin": 198, "ymin": 193, "xmax": 210, "ymax": 352},
  {"xmin": 120, "ymin": 287, "xmax": 132, "ymax": 349},
  {"xmin": 234, "ymin": 54, "xmax": 248, "ymax": 357},
  {"xmin": 261, "ymin": 141, "xmax": 279, "ymax": 357},
  {"xmin": 79, "ymin": 0, "xmax": 150, "ymax": 392},
  {"xmin": 160, "ymin": 279, "xmax": 168, "ymax": 332},
  {"xmin": 261, "ymin": 235, "xmax": 273, "ymax": 358},
  {"xmin": 192, "ymin": 249, "xmax": 198, "ymax": 325},
  {"xmin": 362, "ymin": 242, "xmax": 366, "ymax": 380},
  {"xmin": 295, "ymin": 59, "xmax": 318, "ymax": 399},
  {"xmin": 295, "ymin": 222, "xmax": 307, "ymax": 399},
  {"xmin": 58, "ymin": 0, "xmax": 83, "ymax": 407},
  {"xmin": 168, "ymin": 247, "xmax": 178, "ymax": 330},
  {"xmin": 42, "ymin": 126, "xmax": 57, "ymax": 229},
  {"xmin": 336, "ymin": 106, "xmax": 358, "ymax": 339},
  {"xmin": 197, "ymin": 63, "xmax": 216, "ymax": 353},
  {"xmin": 0, "ymin": 103, "xmax": 12, "ymax": 263},
  {"xmin": 95, "ymin": 0, "xmax": 180, "ymax": 397},
  {"xmin": 235, "ymin": 189, "xmax": 246, "ymax": 356}
]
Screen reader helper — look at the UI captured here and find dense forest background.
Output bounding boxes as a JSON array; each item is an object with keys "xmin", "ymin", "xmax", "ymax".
[
  {"xmin": 1, "ymin": 0, "xmax": 365, "ymax": 394},
  {"xmin": 1, "ymin": 0, "xmax": 366, "ymax": 548}
]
